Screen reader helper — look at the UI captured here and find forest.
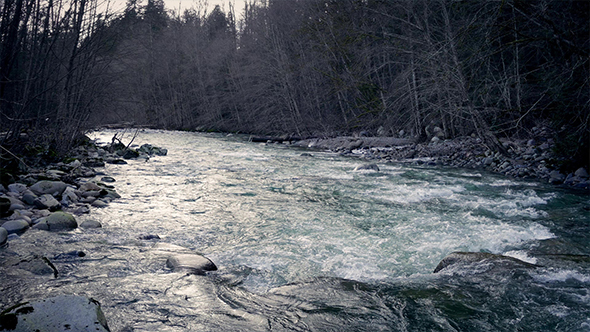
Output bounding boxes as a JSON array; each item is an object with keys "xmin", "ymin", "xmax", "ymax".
[{"xmin": 0, "ymin": 0, "xmax": 588, "ymax": 172}]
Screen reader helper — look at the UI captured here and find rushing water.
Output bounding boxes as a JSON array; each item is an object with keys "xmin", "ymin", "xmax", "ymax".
[{"xmin": 2, "ymin": 130, "xmax": 590, "ymax": 331}]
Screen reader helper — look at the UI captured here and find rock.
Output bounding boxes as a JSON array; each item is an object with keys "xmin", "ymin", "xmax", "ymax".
[
  {"xmin": 106, "ymin": 158, "xmax": 127, "ymax": 165},
  {"xmin": 122, "ymin": 149, "xmax": 140, "ymax": 159},
  {"xmin": 44, "ymin": 211, "xmax": 77, "ymax": 231},
  {"xmin": 91, "ymin": 199, "xmax": 108, "ymax": 208},
  {"xmin": 433, "ymin": 252, "xmax": 540, "ymax": 273},
  {"xmin": 300, "ymin": 153, "xmax": 313, "ymax": 157},
  {"xmin": 575, "ymin": 167, "xmax": 589, "ymax": 178},
  {"xmin": 354, "ymin": 163, "xmax": 380, "ymax": 171},
  {"xmin": 34, "ymin": 194, "xmax": 61, "ymax": 211},
  {"xmin": 549, "ymin": 170, "xmax": 565, "ymax": 184},
  {"xmin": 79, "ymin": 182, "xmax": 102, "ymax": 192},
  {"xmin": 100, "ymin": 176, "xmax": 116, "ymax": 183},
  {"xmin": 482, "ymin": 157, "xmax": 494, "ymax": 166},
  {"xmin": 0, "ymin": 219, "xmax": 30, "ymax": 235},
  {"xmin": 21, "ymin": 190, "xmax": 38, "ymax": 205},
  {"xmin": 80, "ymin": 219, "xmax": 102, "ymax": 228},
  {"xmin": 166, "ymin": 253, "xmax": 217, "ymax": 274},
  {"xmin": 7, "ymin": 183, "xmax": 27, "ymax": 194},
  {"xmin": 0, "ymin": 227, "xmax": 7, "ymax": 246},
  {"xmin": 0, "ymin": 295, "xmax": 110, "ymax": 332},
  {"xmin": 0, "ymin": 197, "xmax": 12, "ymax": 217},
  {"xmin": 29, "ymin": 180, "xmax": 67, "ymax": 196},
  {"xmin": 139, "ymin": 234, "xmax": 160, "ymax": 240},
  {"xmin": 60, "ymin": 186, "xmax": 79, "ymax": 206},
  {"xmin": 12, "ymin": 255, "xmax": 58, "ymax": 277},
  {"xmin": 346, "ymin": 139, "xmax": 363, "ymax": 151}
]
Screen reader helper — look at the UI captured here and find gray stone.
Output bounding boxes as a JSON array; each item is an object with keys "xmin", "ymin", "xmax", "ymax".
[
  {"xmin": 482, "ymin": 157, "xmax": 494, "ymax": 166},
  {"xmin": 80, "ymin": 219, "xmax": 102, "ymax": 228},
  {"xmin": 21, "ymin": 190, "xmax": 38, "ymax": 205},
  {"xmin": 0, "ymin": 227, "xmax": 7, "ymax": 246},
  {"xmin": 166, "ymin": 253, "xmax": 217, "ymax": 274},
  {"xmin": 34, "ymin": 194, "xmax": 61, "ymax": 211},
  {"xmin": 7, "ymin": 183, "xmax": 27, "ymax": 194},
  {"xmin": 1, "ymin": 219, "xmax": 30, "ymax": 235},
  {"xmin": 60, "ymin": 186, "xmax": 79, "ymax": 206},
  {"xmin": 45, "ymin": 211, "xmax": 77, "ymax": 231},
  {"xmin": 575, "ymin": 167, "xmax": 589, "ymax": 178},
  {"xmin": 29, "ymin": 180, "xmax": 67, "ymax": 196},
  {"xmin": 549, "ymin": 170, "xmax": 566, "ymax": 184},
  {"xmin": 91, "ymin": 199, "xmax": 108, "ymax": 208},
  {"xmin": 354, "ymin": 163, "xmax": 380, "ymax": 172},
  {"xmin": 431, "ymin": 136, "xmax": 440, "ymax": 143},
  {"xmin": 0, "ymin": 295, "xmax": 110, "ymax": 332},
  {"xmin": 79, "ymin": 182, "xmax": 101, "ymax": 192},
  {"xmin": 433, "ymin": 252, "xmax": 539, "ymax": 273},
  {"xmin": 100, "ymin": 176, "xmax": 116, "ymax": 183},
  {"xmin": 13, "ymin": 255, "xmax": 58, "ymax": 277}
]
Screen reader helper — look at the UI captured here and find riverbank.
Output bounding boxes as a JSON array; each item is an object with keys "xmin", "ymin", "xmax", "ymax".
[{"xmin": 291, "ymin": 133, "xmax": 589, "ymax": 191}]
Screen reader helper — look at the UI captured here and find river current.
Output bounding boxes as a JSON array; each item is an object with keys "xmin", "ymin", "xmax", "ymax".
[{"xmin": 2, "ymin": 130, "xmax": 589, "ymax": 331}]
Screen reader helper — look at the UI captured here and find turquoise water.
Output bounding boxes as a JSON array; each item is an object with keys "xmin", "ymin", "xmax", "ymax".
[{"xmin": 2, "ymin": 130, "xmax": 589, "ymax": 331}]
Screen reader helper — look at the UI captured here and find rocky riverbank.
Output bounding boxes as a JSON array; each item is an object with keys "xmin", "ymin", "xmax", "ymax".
[
  {"xmin": 292, "ymin": 131, "xmax": 589, "ymax": 190},
  {"xmin": 1, "ymin": 139, "xmax": 169, "ymax": 246}
]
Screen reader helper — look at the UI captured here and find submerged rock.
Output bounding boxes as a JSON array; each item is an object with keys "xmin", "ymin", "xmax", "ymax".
[
  {"xmin": 433, "ymin": 251, "xmax": 540, "ymax": 273},
  {"xmin": 354, "ymin": 163, "xmax": 380, "ymax": 172},
  {"xmin": 0, "ymin": 295, "xmax": 110, "ymax": 332},
  {"xmin": 166, "ymin": 253, "xmax": 218, "ymax": 275}
]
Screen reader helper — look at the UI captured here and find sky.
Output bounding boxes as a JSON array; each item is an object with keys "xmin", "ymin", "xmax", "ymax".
[{"xmin": 107, "ymin": 0, "xmax": 247, "ymax": 17}]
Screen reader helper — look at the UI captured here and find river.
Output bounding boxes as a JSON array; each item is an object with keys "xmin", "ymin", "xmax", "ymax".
[{"xmin": 2, "ymin": 129, "xmax": 589, "ymax": 331}]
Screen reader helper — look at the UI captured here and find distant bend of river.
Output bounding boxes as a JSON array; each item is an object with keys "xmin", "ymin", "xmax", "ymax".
[{"xmin": 3, "ymin": 129, "xmax": 590, "ymax": 331}]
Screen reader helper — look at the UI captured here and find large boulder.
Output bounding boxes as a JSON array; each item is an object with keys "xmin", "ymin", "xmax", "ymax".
[
  {"xmin": 166, "ymin": 253, "xmax": 218, "ymax": 275},
  {"xmin": 433, "ymin": 252, "xmax": 540, "ymax": 273},
  {"xmin": 43, "ymin": 211, "xmax": 78, "ymax": 231},
  {"xmin": 29, "ymin": 180, "xmax": 67, "ymax": 196},
  {"xmin": 0, "ymin": 295, "xmax": 110, "ymax": 332}
]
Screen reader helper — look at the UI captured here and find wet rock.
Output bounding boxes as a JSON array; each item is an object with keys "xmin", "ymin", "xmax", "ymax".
[
  {"xmin": 12, "ymin": 255, "xmax": 58, "ymax": 277},
  {"xmin": 1, "ymin": 219, "xmax": 30, "ymax": 235},
  {"xmin": 0, "ymin": 227, "xmax": 7, "ymax": 246},
  {"xmin": 43, "ymin": 211, "xmax": 77, "ymax": 231},
  {"xmin": 347, "ymin": 139, "xmax": 364, "ymax": 151},
  {"xmin": 122, "ymin": 149, "xmax": 140, "ymax": 159},
  {"xmin": 91, "ymin": 199, "xmax": 108, "ymax": 208},
  {"xmin": 139, "ymin": 234, "xmax": 160, "ymax": 240},
  {"xmin": 166, "ymin": 253, "xmax": 218, "ymax": 275},
  {"xmin": 101, "ymin": 176, "xmax": 116, "ymax": 183},
  {"xmin": 80, "ymin": 219, "xmax": 102, "ymax": 228},
  {"xmin": 29, "ymin": 180, "xmax": 67, "ymax": 196},
  {"xmin": 0, "ymin": 295, "xmax": 110, "ymax": 332},
  {"xmin": 33, "ymin": 194, "xmax": 61, "ymax": 211},
  {"xmin": 354, "ymin": 163, "xmax": 380, "ymax": 171},
  {"xmin": 106, "ymin": 158, "xmax": 127, "ymax": 165},
  {"xmin": 300, "ymin": 153, "xmax": 313, "ymax": 157},
  {"xmin": 433, "ymin": 252, "xmax": 540, "ymax": 273}
]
